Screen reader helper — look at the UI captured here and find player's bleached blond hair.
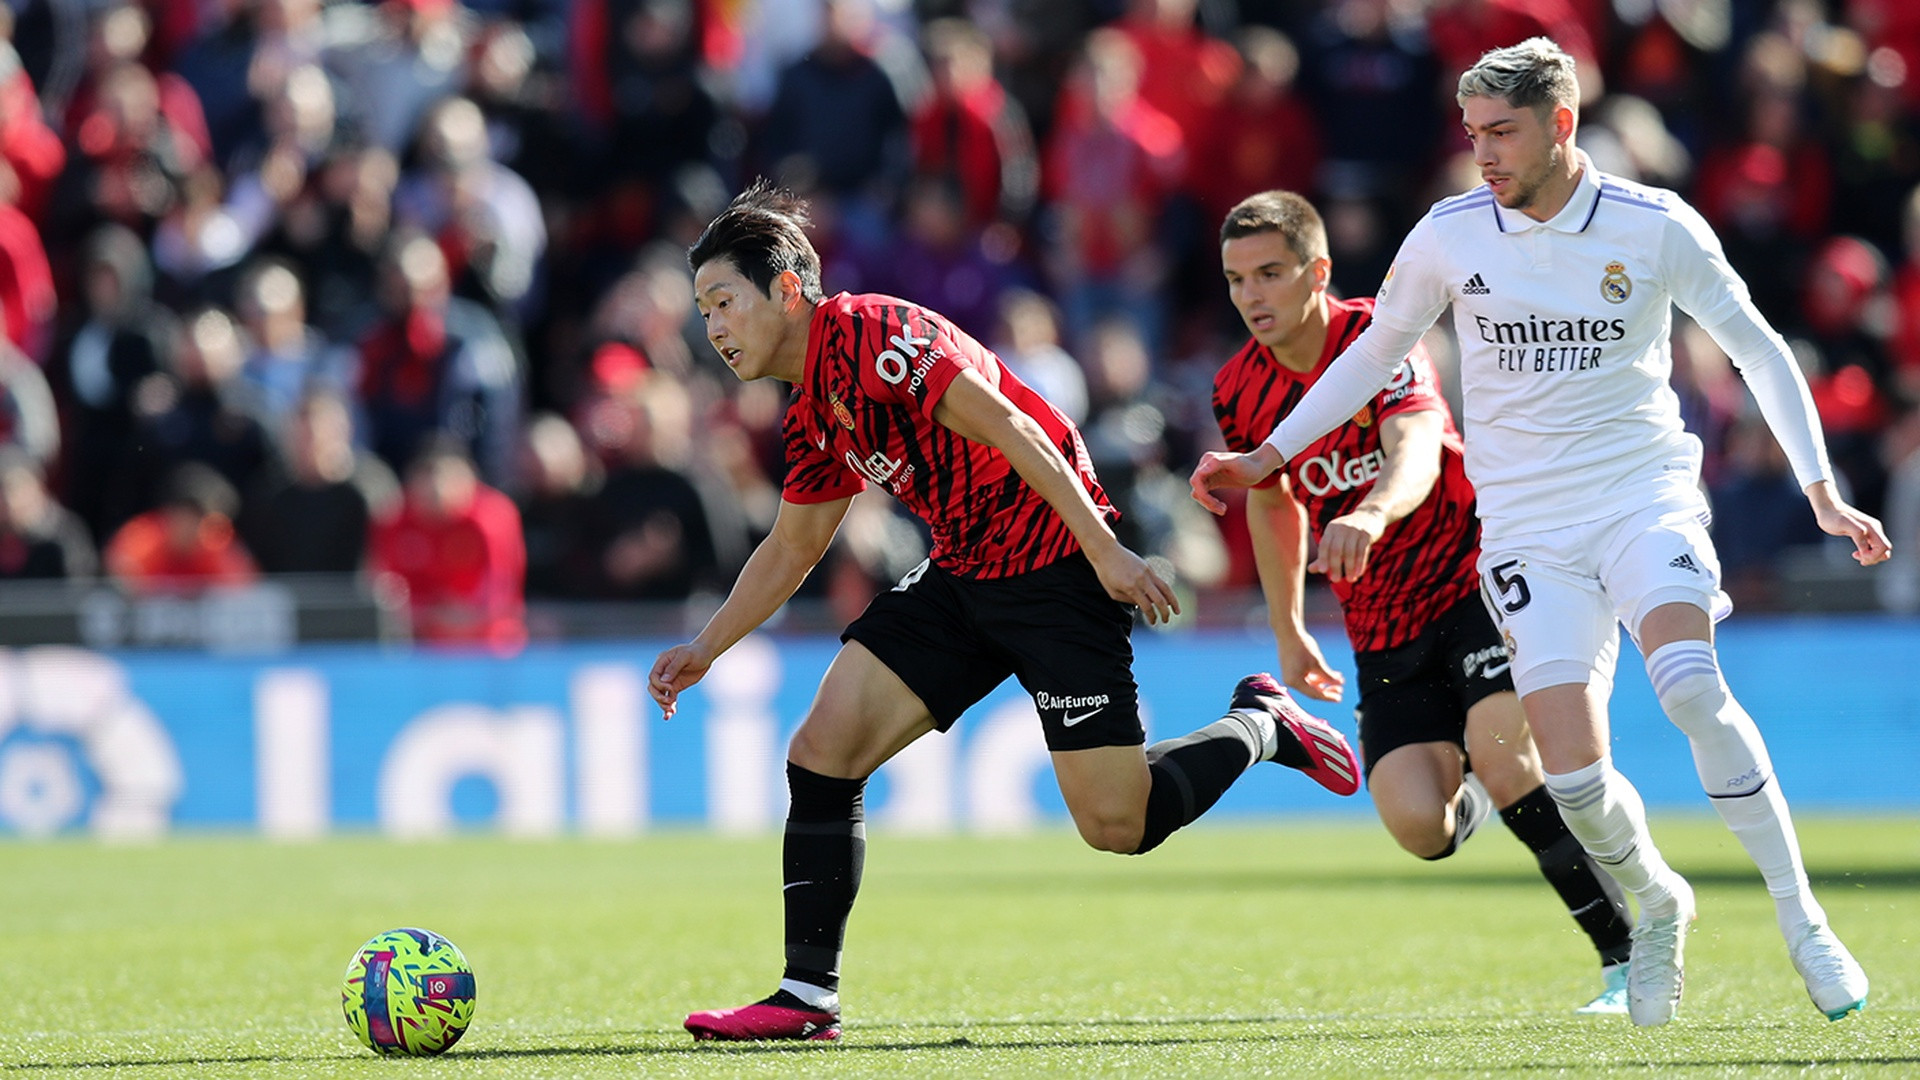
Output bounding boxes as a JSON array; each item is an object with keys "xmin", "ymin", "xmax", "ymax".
[{"xmin": 1456, "ymin": 37, "xmax": 1579, "ymax": 116}]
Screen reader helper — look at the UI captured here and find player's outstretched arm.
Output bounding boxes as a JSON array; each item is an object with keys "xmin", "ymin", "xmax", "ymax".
[
  {"xmin": 1190, "ymin": 444, "xmax": 1286, "ymax": 514},
  {"xmin": 1247, "ymin": 481, "xmax": 1345, "ymax": 702},
  {"xmin": 931, "ymin": 368, "xmax": 1179, "ymax": 625},
  {"xmin": 1806, "ymin": 480, "xmax": 1893, "ymax": 566},
  {"xmin": 1309, "ymin": 409, "xmax": 1444, "ymax": 583},
  {"xmin": 648, "ymin": 495, "xmax": 854, "ymax": 718}
]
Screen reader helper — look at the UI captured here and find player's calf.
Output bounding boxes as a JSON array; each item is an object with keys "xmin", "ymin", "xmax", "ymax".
[{"xmin": 1128, "ymin": 674, "xmax": 1359, "ymax": 856}]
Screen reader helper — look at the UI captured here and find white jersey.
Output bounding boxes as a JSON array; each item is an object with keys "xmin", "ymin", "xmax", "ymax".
[{"xmin": 1264, "ymin": 150, "xmax": 1832, "ymax": 538}]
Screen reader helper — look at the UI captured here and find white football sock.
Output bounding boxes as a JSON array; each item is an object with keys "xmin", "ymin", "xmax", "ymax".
[
  {"xmin": 1224, "ymin": 709, "xmax": 1279, "ymax": 763},
  {"xmin": 1543, "ymin": 757, "xmax": 1682, "ymax": 918},
  {"xmin": 1646, "ymin": 640, "xmax": 1822, "ymax": 938},
  {"xmin": 778, "ymin": 979, "xmax": 839, "ymax": 1011}
]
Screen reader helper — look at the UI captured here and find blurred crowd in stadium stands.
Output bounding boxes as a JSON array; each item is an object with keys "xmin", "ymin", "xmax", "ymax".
[{"xmin": 0, "ymin": 0, "xmax": 1915, "ymax": 647}]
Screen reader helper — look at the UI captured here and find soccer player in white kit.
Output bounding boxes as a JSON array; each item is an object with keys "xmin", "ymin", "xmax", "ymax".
[{"xmin": 1190, "ymin": 37, "xmax": 1889, "ymax": 1027}]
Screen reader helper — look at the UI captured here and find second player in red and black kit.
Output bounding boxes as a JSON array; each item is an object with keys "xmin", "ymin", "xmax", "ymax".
[
  {"xmin": 1213, "ymin": 295, "xmax": 1478, "ymax": 653},
  {"xmin": 651, "ymin": 180, "xmax": 1362, "ymax": 1042},
  {"xmin": 1204, "ymin": 190, "xmax": 1634, "ymax": 1014}
]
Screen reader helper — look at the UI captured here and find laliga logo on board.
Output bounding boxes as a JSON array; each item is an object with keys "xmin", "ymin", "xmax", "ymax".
[{"xmin": 0, "ymin": 648, "xmax": 182, "ymax": 837}]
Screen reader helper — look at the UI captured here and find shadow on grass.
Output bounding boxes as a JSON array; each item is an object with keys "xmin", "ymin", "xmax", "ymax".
[
  {"xmin": 14, "ymin": 1016, "xmax": 1920, "ymax": 1071},
  {"xmin": 919, "ymin": 865, "xmax": 1920, "ymax": 896}
]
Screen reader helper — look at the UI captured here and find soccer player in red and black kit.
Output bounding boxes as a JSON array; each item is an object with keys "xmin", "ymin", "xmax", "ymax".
[
  {"xmin": 649, "ymin": 180, "xmax": 1363, "ymax": 1042},
  {"xmin": 1209, "ymin": 190, "xmax": 1636, "ymax": 1013}
]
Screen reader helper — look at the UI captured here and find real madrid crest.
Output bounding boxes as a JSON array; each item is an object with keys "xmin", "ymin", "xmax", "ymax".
[
  {"xmin": 829, "ymin": 391, "xmax": 856, "ymax": 431},
  {"xmin": 1600, "ymin": 261, "xmax": 1632, "ymax": 304}
]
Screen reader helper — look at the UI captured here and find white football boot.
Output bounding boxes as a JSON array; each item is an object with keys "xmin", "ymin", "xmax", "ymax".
[
  {"xmin": 1788, "ymin": 923, "xmax": 1869, "ymax": 1021},
  {"xmin": 1626, "ymin": 874, "xmax": 1696, "ymax": 1027}
]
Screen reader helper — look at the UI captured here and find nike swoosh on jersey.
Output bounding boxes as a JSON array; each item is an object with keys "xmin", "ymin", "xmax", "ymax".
[
  {"xmin": 1062, "ymin": 709, "xmax": 1102, "ymax": 727},
  {"xmin": 1480, "ymin": 662, "xmax": 1511, "ymax": 680}
]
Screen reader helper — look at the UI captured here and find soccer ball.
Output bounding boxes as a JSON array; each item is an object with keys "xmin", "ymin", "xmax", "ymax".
[{"xmin": 341, "ymin": 928, "xmax": 476, "ymax": 1056}]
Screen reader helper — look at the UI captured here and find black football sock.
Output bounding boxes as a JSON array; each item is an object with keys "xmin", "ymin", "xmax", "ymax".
[
  {"xmin": 1500, "ymin": 784, "xmax": 1635, "ymax": 967},
  {"xmin": 1131, "ymin": 718, "xmax": 1259, "ymax": 854},
  {"xmin": 781, "ymin": 762, "xmax": 867, "ymax": 995}
]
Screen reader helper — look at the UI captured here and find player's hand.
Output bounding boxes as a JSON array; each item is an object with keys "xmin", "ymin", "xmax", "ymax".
[
  {"xmin": 1310, "ymin": 507, "xmax": 1387, "ymax": 583},
  {"xmin": 1279, "ymin": 632, "xmax": 1345, "ymax": 703},
  {"xmin": 1806, "ymin": 480, "xmax": 1893, "ymax": 566},
  {"xmin": 649, "ymin": 641, "xmax": 716, "ymax": 720},
  {"xmin": 1085, "ymin": 540, "xmax": 1181, "ymax": 626},
  {"xmin": 1190, "ymin": 445, "xmax": 1285, "ymax": 515}
]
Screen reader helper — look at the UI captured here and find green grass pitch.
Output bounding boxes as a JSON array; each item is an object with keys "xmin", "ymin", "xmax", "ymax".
[{"xmin": 1, "ymin": 816, "xmax": 1914, "ymax": 1077}]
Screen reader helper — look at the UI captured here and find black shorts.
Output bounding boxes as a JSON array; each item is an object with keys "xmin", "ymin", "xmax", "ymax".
[
  {"xmin": 1352, "ymin": 592, "xmax": 1515, "ymax": 779},
  {"xmin": 841, "ymin": 552, "xmax": 1144, "ymax": 752}
]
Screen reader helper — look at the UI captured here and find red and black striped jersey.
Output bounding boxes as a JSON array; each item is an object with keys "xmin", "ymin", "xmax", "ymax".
[
  {"xmin": 781, "ymin": 292, "xmax": 1114, "ymax": 580},
  {"xmin": 1212, "ymin": 296, "xmax": 1481, "ymax": 652}
]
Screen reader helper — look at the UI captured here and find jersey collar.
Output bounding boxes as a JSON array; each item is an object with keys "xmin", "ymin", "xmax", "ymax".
[{"xmin": 1490, "ymin": 148, "xmax": 1604, "ymax": 235}]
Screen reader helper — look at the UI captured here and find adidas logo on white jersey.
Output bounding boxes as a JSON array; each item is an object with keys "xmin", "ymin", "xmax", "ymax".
[
  {"xmin": 1462, "ymin": 273, "xmax": 1491, "ymax": 295},
  {"xmin": 1668, "ymin": 554, "xmax": 1700, "ymax": 574}
]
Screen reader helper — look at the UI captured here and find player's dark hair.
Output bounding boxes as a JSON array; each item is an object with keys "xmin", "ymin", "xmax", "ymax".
[
  {"xmin": 686, "ymin": 178, "xmax": 825, "ymax": 303},
  {"xmin": 1219, "ymin": 190, "xmax": 1328, "ymax": 264},
  {"xmin": 1456, "ymin": 36, "xmax": 1579, "ymax": 116}
]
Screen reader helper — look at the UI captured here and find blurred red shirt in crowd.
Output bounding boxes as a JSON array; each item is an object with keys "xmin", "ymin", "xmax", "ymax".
[
  {"xmin": 1426, "ymin": 0, "xmax": 1599, "ymax": 91},
  {"xmin": 0, "ymin": 51, "xmax": 64, "ymax": 223},
  {"xmin": 912, "ymin": 18, "xmax": 1035, "ymax": 231},
  {"xmin": 1112, "ymin": 0, "xmax": 1239, "ymax": 194},
  {"xmin": 370, "ymin": 440, "xmax": 526, "ymax": 650},
  {"xmin": 1194, "ymin": 26, "xmax": 1320, "ymax": 225},
  {"xmin": 104, "ymin": 463, "xmax": 257, "ymax": 592},
  {"xmin": 1044, "ymin": 29, "xmax": 1184, "ymax": 276}
]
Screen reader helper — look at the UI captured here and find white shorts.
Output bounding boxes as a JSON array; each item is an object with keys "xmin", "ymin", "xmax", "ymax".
[{"xmin": 1476, "ymin": 488, "xmax": 1732, "ymax": 697}]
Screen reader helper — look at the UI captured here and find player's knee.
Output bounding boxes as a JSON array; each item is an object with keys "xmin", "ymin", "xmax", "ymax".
[
  {"xmin": 1408, "ymin": 826, "xmax": 1455, "ymax": 860},
  {"xmin": 1657, "ymin": 668, "xmax": 1722, "ymax": 716},
  {"xmin": 1087, "ymin": 825, "xmax": 1142, "ymax": 854},
  {"xmin": 1470, "ymin": 755, "xmax": 1542, "ymax": 807},
  {"xmin": 786, "ymin": 719, "xmax": 879, "ymax": 779},
  {"xmin": 1078, "ymin": 813, "xmax": 1146, "ymax": 854},
  {"xmin": 1648, "ymin": 660, "xmax": 1731, "ymax": 740},
  {"xmin": 786, "ymin": 723, "xmax": 836, "ymax": 774},
  {"xmin": 1379, "ymin": 808, "xmax": 1451, "ymax": 860}
]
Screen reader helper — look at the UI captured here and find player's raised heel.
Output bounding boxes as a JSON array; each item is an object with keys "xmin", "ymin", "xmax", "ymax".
[
  {"xmin": 1788, "ymin": 924, "xmax": 1869, "ymax": 1021},
  {"xmin": 1574, "ymin": 962, "xmax": 1629, "ymax": 1016},
  {"xmin": 685, "ymin": 991, "xmax": 842, "ymax": 1042},
  {"xmin": 1626, "ymin": 875, "xmax": 1695, "ymax": 1027},
  {"xmin": 1230, "ymin": 673, "xmax": 1361, "ymax": 796}
]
